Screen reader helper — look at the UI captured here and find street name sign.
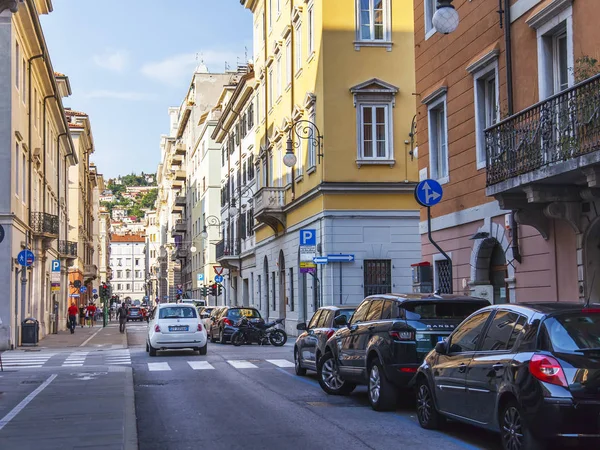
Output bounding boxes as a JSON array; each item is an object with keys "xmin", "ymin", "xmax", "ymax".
[{"xmin": 415, "ymin": 179, "xmax": 443, "ymax": 207}]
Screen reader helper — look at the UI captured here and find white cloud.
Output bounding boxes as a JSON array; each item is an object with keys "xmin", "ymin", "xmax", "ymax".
[
  {"xmin": 83, "ymin": 90, "xmax": 157, "ymax": 101},
  {"xmin": 140, "ymin": 50, "xmax": 241, "ymax": 86},
  {"xmin": 92, "ymin": 49, "xmax": 129, "ymax": 72}
]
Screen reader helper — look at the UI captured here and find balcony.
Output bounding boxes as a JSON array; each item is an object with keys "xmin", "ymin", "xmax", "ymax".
[
  {"xmin": 215, "ymin": 240, "xmax": 240, "ymax": 270},
  {"xmin": 31, "ymin": 212, "xmax": 59, "ymax": 239},
  {"xmin": 84, "ymin": 264, "xmax": 98, "ymax": 280},
  {"xmin": 175, "ymin": 247, "xmax": 189, "ymax": 259},
  {"xmin": 175, "ymin": 141, "xmax": 186, "ymax": 156},
  {"xmin": 171, "ymin": 153, "xmax": 183, "ymax": 166},
  {"xmin": 58, "ymin": 240, "xmax": 77, "ymax": 260},
  {"xmin": 485, "ymin": 74, "xmax": 600, "ymax": 238},
  {"xmin": 174, "ymin": 219, "xmax": 186, "ymax": 233},
  {"xmin": 175, "ymin": 195, "xmax": 186, "ymax": 207},
  {"xmin": 254, "ymin": 187, "xmax": 286, "ymax": 232}
]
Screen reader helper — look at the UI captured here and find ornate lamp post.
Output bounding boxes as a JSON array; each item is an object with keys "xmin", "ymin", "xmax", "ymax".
[
  {"xmin": 284, "ymin": 119, "xmax": 324, "ymax": 168},
  {"xmin": 432, "ymin": 0, "xmax": 460, "ymax": 35},
  {"xmin": 200, "ymin": 215, "xmax": 222, "ymax": 240}
]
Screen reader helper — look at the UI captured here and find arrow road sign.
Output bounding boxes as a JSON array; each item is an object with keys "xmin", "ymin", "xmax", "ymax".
[
  {"xmin": 327, "ymin": 254, "xmax": 355, "ymax": 263},
  {"xmin": 313, "ymin": 257, "xmax": 328, "ymax": 264},
  {"xmin": 415, "ymin": 179, "xmax": 443, "ymax": 207}
]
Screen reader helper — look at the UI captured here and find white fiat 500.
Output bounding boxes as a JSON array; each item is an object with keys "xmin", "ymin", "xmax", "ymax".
[{"xmin": 147, "ymin": 303, "xmax": 207, "ymax": 356}]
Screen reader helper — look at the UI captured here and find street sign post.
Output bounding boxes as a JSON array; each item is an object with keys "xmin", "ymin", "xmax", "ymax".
[
  {"xmin": 414, "ymin": 179, "xmax": 452, "ymax": 293},
  {"xmin": 299, "ymin": 229, "xmax": 317, "ymax": 274},
  {"xmin": 197, "ymin": 273, "xmax": 204, "ymax": 288},
  {"xmin": 17, "ymin": 249, "xmax": 35, "ymax": 267}
]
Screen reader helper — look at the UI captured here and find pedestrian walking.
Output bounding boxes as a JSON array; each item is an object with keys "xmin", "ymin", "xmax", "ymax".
[
  {"xmin": 117, "ymin": 302, "xmax": 127, "ymax": 333},
  {"xmin": 79, "ymin": 304, "xmax": 85, "ymax": 328},
  {"xmin": 68, "ymin": 302, "xmax": 78, "ymax": 334},
  {"xmin": 87, "ymin": 303, "xmax": 97, "ymax": 327}
]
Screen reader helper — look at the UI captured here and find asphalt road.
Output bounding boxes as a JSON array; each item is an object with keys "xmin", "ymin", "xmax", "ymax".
[{"xmin": 128, "ymin": 325, "xmax": 504, "ymax": 450}]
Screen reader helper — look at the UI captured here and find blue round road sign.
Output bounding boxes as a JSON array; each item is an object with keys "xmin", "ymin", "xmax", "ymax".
[
  {"xmin": 215, "ymin": 275, "xmax": 224, "ymax": 283},
  {"xmin": 80, "ymin": 286, "xmax": 87, "ymax": 293},
  {"xmin": 415, "ymin": 179, "xmax": 444, "ymax": 207},
  {"xmin": 92, "ymin": 289, "xmax": 97, "ymax": 294},
  {"xmin": 17, "ymin": 249, "xmax": 35, "ymax": 267}
]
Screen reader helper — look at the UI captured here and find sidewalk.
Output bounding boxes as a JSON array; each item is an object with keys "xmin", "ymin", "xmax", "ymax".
[{"xmin": 20, "ymin": 320, "xmax": 127, "ymax": 351}]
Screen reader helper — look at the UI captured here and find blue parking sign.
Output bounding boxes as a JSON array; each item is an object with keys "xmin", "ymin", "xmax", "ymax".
[{"xmin": 299, "ymin": 229, "xmax": 316, "ymax": 246}]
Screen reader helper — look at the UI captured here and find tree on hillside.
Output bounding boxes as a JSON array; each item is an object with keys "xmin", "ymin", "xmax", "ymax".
[{"xmin": 140, "ymin": 189, "xmax": 158, "ymax": 209}]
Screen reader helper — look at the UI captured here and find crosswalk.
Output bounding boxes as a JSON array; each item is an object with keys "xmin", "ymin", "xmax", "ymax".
[
  {"xmin": 143, "ymin": 358, "xmax": 296, "ymax": 372},
  {"xmin": 62, "ymin": 351, "xmax": 88, "ymax": 367},
  {"xmin": 105, "ymin": 349, "xmax": 132, "ymax": 365},
  {"xmin": 0, "ymin": 352, "xmax": 55, "ymax": 369}
]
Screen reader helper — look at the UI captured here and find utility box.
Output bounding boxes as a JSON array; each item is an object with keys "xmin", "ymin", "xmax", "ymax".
[{"xmin": 411, "ymin": 262, "xmax": 433, "ymax": 293}]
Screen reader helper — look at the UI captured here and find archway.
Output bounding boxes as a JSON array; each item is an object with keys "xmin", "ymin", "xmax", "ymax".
[
  {"xmin": 278, "ymin": 250, "xmax": 286, "ymax": 320},
  {"xmin": 584, "ymin": 218, "xmax": 600, "ymax": 303},
  {"xmin": 473, "ymin": 238, "xmax": 508, "ymax": 304}
]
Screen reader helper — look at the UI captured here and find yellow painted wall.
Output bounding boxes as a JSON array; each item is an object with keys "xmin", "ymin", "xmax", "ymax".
[{"xmin": 323, "ymin": 193, "xmax": 419, "ymax": 211}]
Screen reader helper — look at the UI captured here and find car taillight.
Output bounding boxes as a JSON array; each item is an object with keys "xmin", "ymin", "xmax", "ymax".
[
  {"xmin": 529, "ymin": 354, "xmax": 568, "ymax": 387},
  {"xmin": 399, "ymin": 367, "xmax": 417, "ymax": 373},
  {"xmin": 326, "ymin": 329, "xmax": 336, "ymax": 339},
  {"xmin": 197, "ymin": 323, "xmax": 203, "ymax": 332},
  {"xmin": 154, "ymin": 324, "xmax": 161, "ymax": 332},
  {"xmin": 389, "ymin": 330, "xmax": 414, "ymax": 341},
  {"xmin": 223, "ymin": 318, "xmax": 233, "ymax": 326},
  {"xmin": 582, "ymin": 308, "xmax": 600, "ymax": 313}
]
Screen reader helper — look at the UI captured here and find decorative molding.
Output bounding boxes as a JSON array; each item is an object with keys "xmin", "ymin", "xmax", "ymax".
[
  {"xmin": 544, "ymin": 201, "xmax": 582, "ymax": 234},
  {"xmin": 466, "ymin": 47, "xmax": 500, "ymax": 74},
  {"xmin": 421, "ymin": 85, "xmax": 448, "ymax": 105},
  {"xmin": 303, "ymin": 92, "xmax": 316, "ymax": 109},
  {"xmin": 281, "ymin": 25, "xmax": 292, "ymax": 39},
  {"xmin": 0, "ymin": 0, "xmax": 22, "ymax": 14},
  {"xmin": 511, "ymin": 0, "xmax": 542, "ymax": 23},
  {"xmin": 526, "ymin": 0, "xmax": 573, "ymax": 29},
  {"xmin": 350, "ymin": 78, "xmax": 399, "ymax": 107},
  {"xmin": 514, "ymin": 208, "xmax": 550, "ymax": 240}
]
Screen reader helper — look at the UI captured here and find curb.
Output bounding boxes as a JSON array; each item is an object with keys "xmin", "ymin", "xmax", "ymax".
[{"xmin": 123, "ymin": 366, "xmax": 138, "ymax": 450}]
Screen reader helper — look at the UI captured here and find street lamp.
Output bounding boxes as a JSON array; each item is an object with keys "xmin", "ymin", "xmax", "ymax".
[
  {"xmin": 200, "ymin": 215, "xmax": 222, "ymax": 240},
  {"xmin": 285, "ymin": 119, "xmax": 324, "ymax": 168},
  {"xmin": 432, "ymin": 0, "xmax": 460, "ymax": 35},
  {"xmin": 229, "ymin": 198, "xmax": 238, "ymax": 216}
]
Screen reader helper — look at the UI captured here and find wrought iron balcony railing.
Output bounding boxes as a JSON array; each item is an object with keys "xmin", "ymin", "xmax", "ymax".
[
  {"xmin": 486, "ymin": 73, "xmax": 600, "ymax": 187},
  {"xmin": 58, "ymin": 240, "xmax": 78, "ymax": 258},
  {"xmin": 216, "ymin": 240, "xmax": 240, "ymax": 260},
  {"xmin": 31, "ymin": 212, "xmax": 59, "ymax": 236}
]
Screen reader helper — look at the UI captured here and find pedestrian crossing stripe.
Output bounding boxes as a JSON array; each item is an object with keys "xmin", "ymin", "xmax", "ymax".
[
  {"xmin": 266, "ymin": 359, "xmax": 295, "ymax": 368},
  {"xmin": 1, "ymin": 353, "xmax": 55, "ymax": 369},
  {"xmin": 188, "ymin": 361, "xmax": 214, "ymax": 370},
  {"xmin": 228, "ymin": 360, "xmax": 258, "ymax": 369},
  {"xmin": 145, "ymin": 359, "xmax": 296, "ymax": 371},
  {"xmin": 148, "ymin": 362, "xmax": 170, "ymax": 371}
]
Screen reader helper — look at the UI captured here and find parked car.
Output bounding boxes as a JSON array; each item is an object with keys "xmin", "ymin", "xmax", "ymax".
[
  {"xmin": 198, "ymin": 307, "xmax": 217, "ymax": 332},
  {"xmin": 318, "ymin": 294, "xmax": 490, "ymax": 411},
  {"xmin": 415, "ymin": 302, "xmax": 600, "ymax": 450},
  {"xmin": 147, "ymin": 302, "xmax": 207, "ymax": 356},
  {"xmin": 209, "ymin": 307, "xmax": 264, "ymax": 344},
  {"xmin": 127, "ymin": 307, "xmax": 143, "ymax": 322},
  {"xmin": 294, "ymin": 306, "xmax": 356, "ymax": 376}
]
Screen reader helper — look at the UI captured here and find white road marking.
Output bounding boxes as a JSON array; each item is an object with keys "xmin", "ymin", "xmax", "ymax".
[
  {"xmin": 1, "ymin": 353, "xmax": 54, "ymax": 369},
  {"xmin": 227, "ymin": 360, "xmax": 258, "ymax": 369},
  {"xmin": 188, "ymin": 361, "xmax": 214, "ymax": 370},
  {"xmin": 80, "ymin": 327, "xmax": 104, "ymax": 347},
  {"xmin": 266, "ymin": 359, "xmax": 295, "ymax": 368},
  {"xmin": 0, "ymin": 374, "xmax": 57, "ymax": 431},
  {"xmin": 148, "ymin": 362, "xmax": 171, "ymax": 371},
  {"xmin": 62, "ymin": 352, "xmax": 88, "ymax": 367}
]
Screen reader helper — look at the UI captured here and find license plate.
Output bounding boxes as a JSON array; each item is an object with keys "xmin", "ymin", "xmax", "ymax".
[
  {"xmin": 168, "ymin": 326, "xmax": 188, "ymax": 332},
  {"xmin": 438, "ymin": 336, "xmax": 445, "ymax": 342}
]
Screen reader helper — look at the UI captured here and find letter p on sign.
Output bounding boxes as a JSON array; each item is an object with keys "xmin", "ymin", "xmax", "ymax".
[
  {"xmin": 51, "ymin": 260, "xmax": 61, "ymax": 272},
  {"xmin": 300, "ymin": 229, "xmax": 316, "ymax": 246}
]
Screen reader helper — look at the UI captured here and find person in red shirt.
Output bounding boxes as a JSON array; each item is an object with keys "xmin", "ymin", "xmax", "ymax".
[
  {"xmin": 87, "ymin": 303, "xmax": 97, "ymax": 327},
  {"xmin": 67, "ymin": 302, "xmax": 78, "ymax": 334}
]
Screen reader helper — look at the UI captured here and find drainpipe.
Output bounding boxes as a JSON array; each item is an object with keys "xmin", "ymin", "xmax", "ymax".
[
  {"xmin": 502, "ymin": 0, "xmax": 521, "ymax": 263},
  {"xmin": 289, "ymin": 0, "xmax": 296, "ymax": 200}
]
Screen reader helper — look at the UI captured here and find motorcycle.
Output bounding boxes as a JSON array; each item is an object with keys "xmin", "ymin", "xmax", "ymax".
[{"xmin": 230, "ymin": 317, "xmax": 287, "ymax": 347}]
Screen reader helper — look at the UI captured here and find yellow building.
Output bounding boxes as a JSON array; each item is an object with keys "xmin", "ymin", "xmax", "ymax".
[{"xmin": 240, "ymin": 0, "xmax": 420, "ymax": 332}]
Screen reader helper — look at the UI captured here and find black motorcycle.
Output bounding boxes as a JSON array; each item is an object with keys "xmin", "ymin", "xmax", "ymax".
[{"xmin": 230, "ymin": 317, "xmax": 287, "ymax": 347}]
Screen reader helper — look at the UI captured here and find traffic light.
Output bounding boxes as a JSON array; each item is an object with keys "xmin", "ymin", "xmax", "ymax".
[
  {"xmin": 217, "ymin": 284, "xmax": 223, "ymax": 296},
  {"xmin": 200, "ymin": 286, "xmax": 208, "ymax": 296},
  {"xmin": 210, "ymin": 284, "xmax": 217, "ymax": 296},
  {"xmin": 100, "ymin": 283, "xmax": 108, "ymax": 298}
]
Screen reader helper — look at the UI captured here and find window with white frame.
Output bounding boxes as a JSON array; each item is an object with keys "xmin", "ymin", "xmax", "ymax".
[
  {"xmin": 15, "ymin": 142, "xmax": 19, "ymax": 198},
  {"xmin": 470, "ymin": 57, "xmax": 499, "ymax": 170},
  {"xmin": 268, "ymin": 69, "xmax": 274, "ymax": 109},
  {"xmin": 276, "ymin": 143, "xmax": 283, "ymax": 187},
  {"xmin": 351, "ymin": 78, "xmax": 398, "ymax": 166},
  {"xmin": 15, "ymin": 41, "xmax": 19, "ymax": 89},
  {"xmin": 355, "ymin": 0, "xmax": 390, "ymax": 46},
  {"xmin": 307, "ymin": 109, "xmax": 316, "ymax": 170},
  {"xmin": 427, "ymin": 94, "xmax": 449, "ymax": 183},
  {"xmin": 276, "ymin": 54, "xmax": 282, "ymax": 99},
  {"xmin": 424, "ymin": 0, "xmax": 436, "ymax": 39},
  {"xmin": 294, "ymin": 21, "xmax": 302, "ymax": 74},
  {"xmin": 286, "ymin": 38, "xmax": 292, "ymax": 87},
  {"xmin": 528, "ymin": 3, "xmax": 574, "ymax": 100},
  {"xmin": 308, "ymin": 2, "xmax": 315, "ymax": 56}
]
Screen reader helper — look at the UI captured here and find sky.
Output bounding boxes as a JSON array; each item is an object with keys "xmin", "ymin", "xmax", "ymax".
[{"xmin": 40, "ymin": 0, "xmax": 253, "ymax": 179}]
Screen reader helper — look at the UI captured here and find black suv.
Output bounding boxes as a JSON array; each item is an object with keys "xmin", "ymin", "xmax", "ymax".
[{"xmin": 318, "ymin": 294, "xmax": 489, "ymax": 411}]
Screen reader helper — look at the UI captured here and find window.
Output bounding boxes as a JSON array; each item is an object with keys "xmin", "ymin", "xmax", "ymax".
[
  {"xmin": 307, "ymin": 110, "xmax": 316, "ymax": 169},
  {"xmin": 480, "ymin": 311, "xmax": 526, "ymax": 352},
  {"xmin": 365, "ymin": 299, "xmax": 384, "ymax": 322},
  {"xmin": 15, "ymin": 41, "xmax": 19, "ymax": 89},
  {"xmin": 449, "ymin": 312, "xmax": 491, "ymax": 353},
  {"xmin": 276, "ymin": 143, "xmax": 283, "ymax": 187},
  {"xmin": 363, "ymin": 260, "xmax": 391, "ymax": 297},
  {"xmin": 356, "ymin": 0, "xmax": 390, "ymax": 47},
  {"xmin": 285, "ymin": 38, "xmax": 292, "ymax": 87},
  {"xmin": 135, "ymin": 259, "xmax": 139, "ymax": 266},
  {"xmin": 268, "ymin": 0, "xmax": 273, "ymax": 28},
  {"xmin": 424, "ymin": 0, "xmax": 436, "ymax": 39},
  {"xmin": 117, "ymin": 270, "xmax": 122, "ymax": 279},
  {"xmin": 553, "ymin": 31, "xmax": 569, "ymax": 93},
  {"xmin": 22, "ymin": 59, "xmax": 26, "ymax": 103},
  {"xmin": 434, "ymin": 253, "xmax": 452, "ymax": 294},
  {"xmin": 427, "ymin": 94, "xmax": 449, "ymax": 183},
  {"xmin": 268, "ymin": 69, "xmax": 274, "ymax": 109},
  {"xmin": 21, "ymin": 152, "xmax": 26, "ymax": 199},
  {"xmin": 126, "ymin": 283, "xmax": 130, "ymax": 291},
  {"xmin": 308, "ymin": 309, "xmax": 322, "ymax": 329},
  {"xmin": 472, "ymin": 60, "xmax": 499, "ymax": 169},
  {"xmin": 294, "ymin": 22, "xmax": 302, "ymax": 74},
  {"xmin": 289, "ymin": 267, "xmax": 294, "ymax": 311},
  {"xmin": 308, "ymin": 3, "xmax": 315, "ymax": 56},
  {"xmin": 248, "ymin": 101, "xmax": 255, "ymax": 129},
  {"xmin": 350, "ymin": 300, "xmax": 372, "ymax": 325},
  {"xmin": 276, "ymin": 54, "xmax": 282, "ymax": 99},
  {"xmin": 381, "ymin": 300, "xmax": 393, "ymax": 320},
  {"xmin": 15, "ymin": 143, "xmax": 19, "ymax": 198},
  {"xmin": 117, "ymin": 283, "xmax": 122, "ymax": 291},
  {"xmin": 359, "ymin": 105, "xmax": 389, "ymax": 160},
  {"xmin": 317, "ymin": 310, "xmax": 332, "ymax": 328}
]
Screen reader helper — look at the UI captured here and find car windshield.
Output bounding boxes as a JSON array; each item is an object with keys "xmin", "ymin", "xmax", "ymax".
[
  {"xmin": 542, "ymin": 312, "xmax": 600, "ymax": 352},
  {"xmin": 228, "ymin": 308, "xmax": 261, "ymax": 319},
  {"xmin": 159, "ymin": 307, "xmax": 197, "ymax": 319},
  {"xmin": 402, "ymin": 301, "xmax": 489, "ymax": 320},
  {"xmin": 336, "ymin": 309, "xmax": 355, "ymax": 325}
]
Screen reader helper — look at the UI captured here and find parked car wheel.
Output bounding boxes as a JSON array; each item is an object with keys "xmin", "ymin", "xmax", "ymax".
[
  {"xmin": 368, "ymin": 359, "xmax": 397, "ymax": 411},
  {"xmin": 294, "ymin": 348, "xmax": 307, "ymax": 376},
  {"xmin": 500, "ymin": 400, "xmax": 544, "ymax": 450},
  {"xmin": 210, "ymin": 330, "xmax": 217, "ymax": 343},
  {"xmin": 416, "ymin": 378, "xmax": 444, "ymax": 430},
  {"xmin": 145, "ymin": 341, "xmax": 149, "ymax": 352},
  {"xmin": 149, "ymin": 342, "xmax": 157, "ymax": 357},
  {"xmin": 219, "ymin": 329, "xmax": 227, "ymax": 344},
  {"xmin": 317, "ymin": 352, "xmax": 356, "ymax": 395},
  {"xmin": 198, "ymin": 343, "xmax": 207, "ymax": 355}
]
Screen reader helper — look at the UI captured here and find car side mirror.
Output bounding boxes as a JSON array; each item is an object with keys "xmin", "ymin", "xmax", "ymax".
[
  {"xmin": 296, "ymin": 323, "xmax": 307, "ymax": 331},
  {"xmin": 333, "ymin": 315, "xmax": 348, "ymax": 327},
  {"xmin": 435, "ymin": 340, "xmax": 448, "ymax": 355}
]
